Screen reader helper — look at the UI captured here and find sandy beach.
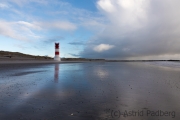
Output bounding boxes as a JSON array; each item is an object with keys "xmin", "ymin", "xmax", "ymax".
[
  {"xmin": 0, "ymin": 58, "xmax": 90, "ymax": 64},
  {"xmin": 0, "ymin": 61, "xmax": 180, "ymax": 120}
]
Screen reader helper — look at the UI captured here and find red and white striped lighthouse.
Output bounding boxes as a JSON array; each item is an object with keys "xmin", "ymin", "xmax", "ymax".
[{"xmin": 54, "ymin": 43, "xmax": 61, "ymax": 61}]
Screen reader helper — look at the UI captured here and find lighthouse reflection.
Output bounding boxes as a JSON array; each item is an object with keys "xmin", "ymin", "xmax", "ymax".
[{"xmin": 54, "ymin": 64, "xmax": 59, "ymax": 83}]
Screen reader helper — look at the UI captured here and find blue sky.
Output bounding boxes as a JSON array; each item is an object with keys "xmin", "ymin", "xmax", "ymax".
[
  {"xmin": 1, "ymin": 0, "xmax": 180, "ymax": 60},
  {"xmin": 0, "ymin": 0, "xmax": 102, "ymax": 58}
]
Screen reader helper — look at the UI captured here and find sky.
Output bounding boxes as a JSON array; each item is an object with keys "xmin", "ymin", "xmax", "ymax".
[{"xmin": 1, "ymin": 0, "xmax": 180, "ymax": 60}]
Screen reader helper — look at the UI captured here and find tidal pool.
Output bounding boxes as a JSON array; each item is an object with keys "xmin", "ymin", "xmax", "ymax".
[{"xmin": 0, "ymin": 62, "xmax": 179, "ymax": 120}]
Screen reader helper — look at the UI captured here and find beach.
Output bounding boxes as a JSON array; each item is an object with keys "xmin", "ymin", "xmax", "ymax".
[{"xmin": 0, "ymin": 61, "xmax": 180, "ymax": 120}]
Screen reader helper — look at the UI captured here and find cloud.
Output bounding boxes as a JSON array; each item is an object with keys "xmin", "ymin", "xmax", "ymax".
[
  {"xmin": 0, "ymin": 0, "xmax": 108, "ymax": 58},
  {"xmin": 35, "ymin": 21, "xmax": 77, "ymax": 31},
  {"xmin": 17, "ymin": 21, "xmax": 42, "ymax": 30},
  {"xmin": 43, "ymin": 36, "xmax": 64, "ymax": 44},
  {"xmin": 0, "ymin": 0, "xmax": 100, "ymax": 43},
  {"xmin": 68, "ymin": 53, "xmax": 80, "ymax": 57},
  {"xmin": 0, "ymin": 3, "xmax": 9, "ymax": 9},
  {"xmin": 47, "ymin": 21, "xmax": 76, "ymax": 31},
  {"xmin": 0, "ymin": 20, "xmax": 41, "ymax": 41},
  {"xmin": 5, "ymin": 0, "xmax": 47, "ymax": 6},
  {"xmin": 97, "ymin": 0, "xmax": 115, "ymax": 13},
  {"xmin": 81, "ymin": 20, "xmax": 106, "ymax": 32},
  {"xmin": 80, "ymin": 0, "xmax": 180, "ymax": 60},
  {"xmin": 17, "ymin": 20, "xmax": 77, "ymax": 31},
  {"xmin": 0, "ymin": 20, "xmax": 25, "ymax": 40},
  {"xmin": 69, "ymin": 41, "xmax": 85, "ymax": 45},
  {"xmin": 0, "ymin": 19, "xmax": 76, "ymax": 41},
  {"xmin": 97, "ymin": 0, "xmax": 148, "ymax": 29},
  {"xmin": 93, "ymin": 44, "xmax": 114, "ymax": 52}
]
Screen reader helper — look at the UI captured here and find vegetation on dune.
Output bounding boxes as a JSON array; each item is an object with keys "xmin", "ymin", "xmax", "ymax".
[
  {"xmin": 0, "ymin": 50, "xmax": 105, "ymax": 61},
  {"xmin": 0, "ymin": 50, "xmax": 52, "ymax": 59}
]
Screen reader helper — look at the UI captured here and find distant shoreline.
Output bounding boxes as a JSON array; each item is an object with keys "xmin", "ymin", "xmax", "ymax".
[
  {"xmin": 0, "ymin": 58, "xmax": 179, "ymax": 64},
  {"xmin": 0, "ymin": 59, "xmax": 92, "ymax": 64},
  {"xmin": 1, "ymin": 51, "xmax": 180, "ymax": 63}
]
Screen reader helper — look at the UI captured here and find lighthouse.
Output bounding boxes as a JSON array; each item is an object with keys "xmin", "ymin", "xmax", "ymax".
[{"xmin": 54, "ymin": 43, "xmax": 61, "ymax": 61}]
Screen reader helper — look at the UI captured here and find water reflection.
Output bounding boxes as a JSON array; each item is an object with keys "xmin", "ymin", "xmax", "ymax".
[
  {"xmin": 0, "ymin": 62, "xmax": 180, "ymax": 119},
  {"xmin": 54, "ymin": 64, "xmax": 59, "ymax": 83},
  {"xmin": 96, "ymin": 67, "xmax": 108, "ymax": 80}
]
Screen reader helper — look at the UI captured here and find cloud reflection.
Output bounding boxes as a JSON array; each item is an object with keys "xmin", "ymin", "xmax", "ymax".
[{"xmin": 95, "ymin": 66, "xmax": 109, "ymax": 80}]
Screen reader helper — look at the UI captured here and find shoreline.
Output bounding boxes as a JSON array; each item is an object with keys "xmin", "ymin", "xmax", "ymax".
[
  {"xmin": 0, "ymin": 58, "xmax": 180, "ymax": 64},
  {"xmin": 0, "ymin": 60, "xmax": 94, "ymax": 64}
]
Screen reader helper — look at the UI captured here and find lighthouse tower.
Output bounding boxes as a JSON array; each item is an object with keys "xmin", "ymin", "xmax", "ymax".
[{"xmin": 54, "ymin": 43, "xmax": 61, "ymax": 61}]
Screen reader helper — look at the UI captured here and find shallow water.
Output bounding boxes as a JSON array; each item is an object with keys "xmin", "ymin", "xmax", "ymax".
[{"xmin": 0, "ymin": 62, "xmax": 180, "ymax": 120}]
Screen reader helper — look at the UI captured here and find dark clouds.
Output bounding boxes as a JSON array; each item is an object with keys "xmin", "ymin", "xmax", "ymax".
[{"xmin": 80, "ymin": 0, "xmax": 180, "ymax": 60}]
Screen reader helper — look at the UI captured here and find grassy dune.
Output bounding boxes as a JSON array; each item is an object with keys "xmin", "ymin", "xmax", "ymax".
[
  {"xmin": 0, "ymin": 50, "xmax": 52, "ymax": 60},
  {"xmin": 0, "ymin": 51, "xmax": 105, "ymax": 61}
]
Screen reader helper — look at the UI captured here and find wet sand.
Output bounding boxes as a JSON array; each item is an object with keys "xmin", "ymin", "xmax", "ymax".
[
  {"xmin": 0, "ymin": 59, "xmax": 89, "ymax": 64},
  {"xmin": 0, "ymin": 62, "xmax": 180, "ymax": 120}
]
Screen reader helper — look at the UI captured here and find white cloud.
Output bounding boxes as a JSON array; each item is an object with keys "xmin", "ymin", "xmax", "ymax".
[
  {"xmin": 48, "ymin": 21, "xmax": 77, "ymax": 31},
  {"xmin": 95, "ymin": 66, "xmax": 109, "ymax": 80},
  {"xmin": 35, "ymin": 21, "xmax": 77, "ymax": 31},
  {"xmin": 0, "ymin": 3, "xmax": 9, "ymax": 9},
  {"xmin": 0, "ymin": 20, "xmax": 24, "ymax": 40},
  {"xmin": 0, "ymin": 19, "xmax": 77, "ymax": 41},
  {"xmin": 97, "ymin": 0, "xmax": 148, "ymax": 30},
  {"xmin": 0, "ymin": 20, "xmax": 41, "ymax": 41},
  {"xmin": 17, "ymin": 21, "xmax": 42, "ymax": 30},
  {"xmin": 97, "ymin": 0, "xmax": 115, "ymax": 13},
  {"xmin": 93, "ymin": 44, "xmax": 114, "ymax": 52},
  {"xmin": 5, "ymin": 0, "xmax": 47, "ymax": 6},
  {"xmin": 81, "ymin": 20, "xmax": 106, "ymax": 31}
]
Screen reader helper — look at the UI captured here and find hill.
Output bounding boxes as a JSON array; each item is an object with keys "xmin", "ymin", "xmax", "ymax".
[
  {"xmin": 0, "ymin": 51, "xmax": 105, "ymax": 61},
  {"xmin": 0, "ymin": 50, "xmax": 52, "ymax": 60}
]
